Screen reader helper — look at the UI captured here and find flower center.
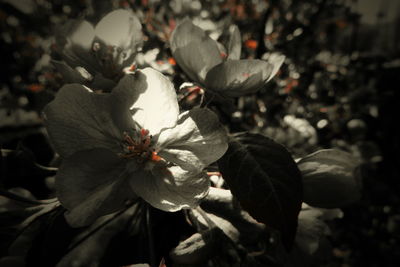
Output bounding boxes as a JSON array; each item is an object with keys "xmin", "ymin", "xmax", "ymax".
[
  {"xmin": 92, "ymin": 42, "xmax": 127, "ymax": 81},
  {"xmin": 120, "ymin": 128, "xmax": 161, "ymax": 163}
]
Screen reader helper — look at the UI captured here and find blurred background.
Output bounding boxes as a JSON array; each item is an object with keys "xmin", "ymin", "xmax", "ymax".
[{"xmin": 0, "ymin": 0, "xmax": 399, "ymax": 266}]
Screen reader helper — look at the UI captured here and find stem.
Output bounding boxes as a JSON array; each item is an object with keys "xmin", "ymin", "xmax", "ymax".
[
  {"xmin": 0, "ymin": 146, "xmax": 6, "ymax": 186},
  {"xmin": 146, "ymin": 204, "xmax": 157, "ymax": 267},
  {"xmin": 34, "ymin": 163, "xmax": 58, "ymax": 173},
  {"xmin": 0, "ymin": 188, "xmax": 50, "ymax": 205}
]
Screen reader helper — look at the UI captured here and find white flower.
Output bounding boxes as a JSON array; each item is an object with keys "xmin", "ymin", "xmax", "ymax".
[
  {"xmin": 170, "ymin": 19, "xmax": 285, "ymax": 97},
  {"xmin": 52, "ymin": 9, "xmax": 143, "ymax": 90},
  {"xmin": 44, "ymin": 68, "xmax": 228, "ymax": 227}
]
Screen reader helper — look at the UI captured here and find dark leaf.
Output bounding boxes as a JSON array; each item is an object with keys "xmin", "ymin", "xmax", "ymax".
[
  {"xmin": 1, "ymin": 159, "xmax": 53, "ymax": 199},
  {"xmin": 100, "ymin": 205, "xmax": 193, "ymax": 266},
  {"xmin": 0, "ymin": 191, "xmax": 59, "ymax": 259},
  {"xmin": 0, "ymin": 196, "xmax": 59, "ymax": 230},
  {"xmin": 217, "ymin": 133, "xmax": 303, "ymax": 251},
  {"xmin": 55, "ymin": 202, "xmax": 143, "ymax": 267},
  {"xmin": 17, "ymin": 132, "xmax": 54, "ymax": 166},
  {"xmin": 26, "ymin": 206, "xmax": 80, "ymax": 267}
]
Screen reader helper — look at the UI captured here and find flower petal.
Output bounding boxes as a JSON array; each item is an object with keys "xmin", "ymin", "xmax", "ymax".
[
  {"xmin": 60, "ymin": 19, "xmax": 95, "ymax": 50},
  {"xmin": 264, "ymin": 53, "xmax": 285, "ymax": 82},
  {"xmin": 95, "ymin": 9, "xmax": 143, "ymax": 52},
  {"xmin": 298, "ymin": 149, "xmax": 361, "ymax": 208},
  {"xmin": 55, "ymin": 148, "xmax": 135, "ymax": 227},
  {"xmin": 129, "ymin": 165, "xmax": 209, "ymax": 212},
  {"xmin": 204, "ymin": 58, "xmax": 284, "ymax": 97},
  {"xmin": 44, "ymin": 75, "xmax": 143, "ymax": 158},
  {"xmin": 296, "ymin": 208, "xmax": 328, "ymax": 255},
  {"xmin": 170, "ymin": 18, "xmax": 222, "ymax": 83},
  {"xmin": 90, "ymin": 73, "xmax": 118, "ymax": 91},
  {"xmin": 227, "ymin": 25, "xmax": 241, "ymax": 60},
  {"xmin": 157, "ymin": 108, "xmax": 228, "ymax": 172},
  {"xmin": 55, "ymin": 19, "xmax": 99, "ymax": 74},
  {"xmin": 129, "ymin": 68, "xmax": 179, "ymax": 135},
  {"xmin": 51, "ymin": 60, "xmax": 87, "ymax": 84}
]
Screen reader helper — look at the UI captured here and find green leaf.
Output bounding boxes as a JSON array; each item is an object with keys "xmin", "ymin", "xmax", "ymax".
[{"xmin": 217, "ymin": 133, "xmax": 303, "ymax": 251}]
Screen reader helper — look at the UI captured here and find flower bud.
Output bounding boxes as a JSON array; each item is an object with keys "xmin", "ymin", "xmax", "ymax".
[{"xmin": 298, "ymin": 149, "xmax": 361, "ymax": 208}]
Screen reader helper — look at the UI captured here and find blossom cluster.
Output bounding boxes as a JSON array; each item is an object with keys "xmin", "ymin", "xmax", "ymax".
[
  {"xmin": 44, "ymin": 9, "xmax": 280, "ymax": 227},
  {"xmin": 44, "ymin": 8, "xmax": 359, "ymax": 239}
]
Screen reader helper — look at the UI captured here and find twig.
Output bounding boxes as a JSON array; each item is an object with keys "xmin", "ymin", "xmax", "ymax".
[
  {"xmin": 0, "ymin": 188, "xmax": 54, "ymax": 205},
  {"xmin": 146, "ymin": 204, "xmax": 157, "ymax": 267}
]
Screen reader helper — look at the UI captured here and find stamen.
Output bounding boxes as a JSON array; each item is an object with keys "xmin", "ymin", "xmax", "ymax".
[
  {"xmin": 141, "ymin": 128, "xmax": 149, "ymax": 137},
  {"xmin": 143, "ymin": 136, "xmax": 151, "ymax": 147},
  {"xmin": 124, "ymin": 133, "xmax": 135, "ymax": 145},
  {"xmin": 120, "ymin": 128, "xmax": 163, "ymax": 163}
]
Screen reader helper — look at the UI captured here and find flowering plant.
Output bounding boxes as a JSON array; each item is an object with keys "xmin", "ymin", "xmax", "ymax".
[
  {"xmin": 170, "ymin": 19, "xmax": 285, "ymax": 97},
  {"xmin": 51, "ymin": 9, "xmax": 143, "ymax": 90},
  {"xmin": 0, "ymin": 3, "xmax": 364, "ymax": 267}
]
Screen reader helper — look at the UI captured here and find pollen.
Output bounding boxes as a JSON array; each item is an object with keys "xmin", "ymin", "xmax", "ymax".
[{"xmin": 168, "ymin": 57, "xmax": 176, "ymax": 65}]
